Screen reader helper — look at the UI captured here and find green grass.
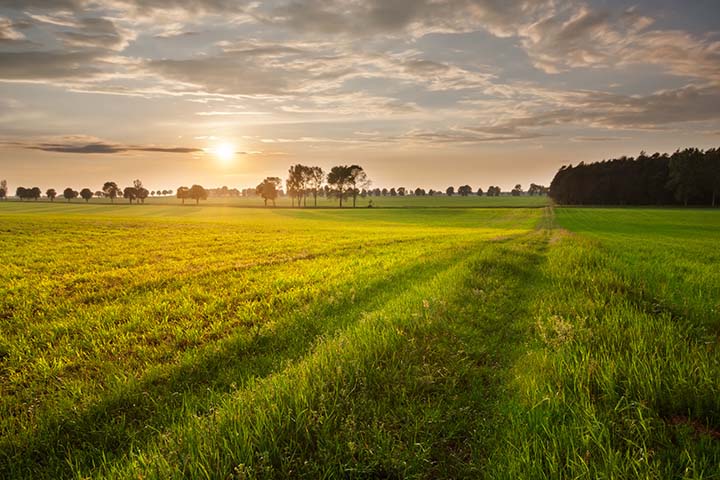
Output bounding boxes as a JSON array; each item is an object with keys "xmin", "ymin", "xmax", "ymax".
[
  {"xmin": 7, "ymin": 193, "xmax": 550, "ymax": 208},
  {"xmin": 0, "ymin": 202, "xmax": 717, "ymax": 478}
]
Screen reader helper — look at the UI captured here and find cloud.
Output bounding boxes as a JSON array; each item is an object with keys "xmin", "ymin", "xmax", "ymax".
[
  {"xmin": 0, "ymin": 50, "xmax": 108, "ymax": 80},
  {"xmin": 467, "ymin": 84, "xmax": 720, "ymax": 137},
  {"xmin": 0, "ymin": 16, "xmax": 26, "ymax": 42},
  {"xmin": 518, "ymin": 6, "xmax": 720, "ymax": 81},
  {"xmin": 12, "ymin": 138, "xmax": 203, "ymax": 154},
  {"xmin": 54, "ymin": 17, "xmax": 136, "ymax": 51}
]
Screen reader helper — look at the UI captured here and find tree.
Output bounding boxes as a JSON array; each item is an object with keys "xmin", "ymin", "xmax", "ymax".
[
  {"xmin": 103, "ymin": 181, "xmax": 120, "ymax": 203},
  {"xmin": 414, "ymin": 187, "xmax": 425, "ymax": 196},
  {"xmin": 668, "ymin": 149, "xmax": 704, "ymax": 206},
  {"xmin": 389, "ymin": 188, "xmax": 397, "ymax": 196},
  {"xmin": 132, "ymin": 179, "xmax": 148, "ymax": 204},
  {"xmin": 511, "ymin": 184, "xmax": 523, "ymax": 196},
  {"xmin": 176, "ymin": 186, "xmax": 190, "ymax": 204},
  {"xmin": 137, "ymin": 187, "xmax": 149, "ymax": 204},
  {"xmin": 80, "ymin": 188, "xmax": 93, "ymax": 202},
  {"xmin": 256, "ymin": 177, "xmax": 281, "ymax": 207},
  {"xmin": 0, "ymin": 179, "xmax": 6, "ymax": 200},
  {"xmin": 476, "ymin": 187, "xmax": 483, "ymax": 196},
  {"xmin": 458, "ymin": 185, "xmax": 472, "ymax": 196},
  {"xmin": 327, "ymin": 166, "xmax": 352, "ymax": 207},
  {"xmin": 706, "ymin": 148, "xmax": 720, "ymax": 207},
  {"xmin": 123, "ymin": 186, "xmax": 137, "ymax": 203},
  {"xmin": 63, "ymin": 187, "xmax": 78, "ymax": 202},
  {"xmin": 15, "ymin": 187, "xmax": 26, "ymax": 200},
  {"xmin": 188, "ymin": 184, "xmax": 208, "ymax": 205},
  {"xmin": 397, "ymin": 186, "xmax": 406, "ymax": 197},
  {"xmin": 286, "ymin": 164, "xmax": 307, "ymax": 207},
  {"xmin": 308, "ymin": 166, "xmax": 324, "ymax": 207},
  {"xmin": 446, "ymin": 186, "xmax": 454, "ymax": 196},
  {"xmin": 346, "ymin": 166, "xmax": 370, "ymax": 208},
  {"xmin": 487, "ymin": 186, "xmax": 501, "ymax": 197},
  {"xmin": 46, "ymin": 188, "xmax": 57, "ymax": 202},
  {"xmin": 428, "ymin": 189, "xmax": 436, "ymax": 196}
]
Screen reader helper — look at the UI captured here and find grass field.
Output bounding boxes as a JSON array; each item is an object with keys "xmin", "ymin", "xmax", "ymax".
[
  {"xmin": 0, "ymin": 202, "xmax": 718, "ymax": 478},
  {"xmin": 8, "ymin": 194, "xmax": 550, "ymax": 208}
]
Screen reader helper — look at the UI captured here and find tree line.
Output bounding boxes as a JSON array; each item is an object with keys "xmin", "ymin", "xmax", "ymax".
[
  {"xmin": 549, "ymin": 148, "xmax": 720, "ymax": 206},
  {"xmin": 2, "ymin": 179, "xmax": 176, "ymax": 203},
  {"xmin": 0, "ymin": 162, "xmax": 546, "ymax": 207}
]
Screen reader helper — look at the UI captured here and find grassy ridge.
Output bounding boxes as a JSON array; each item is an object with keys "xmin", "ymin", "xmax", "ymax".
[{"xmin": 1, "ymin": 203, "xmax": 718, "ymax": 478}]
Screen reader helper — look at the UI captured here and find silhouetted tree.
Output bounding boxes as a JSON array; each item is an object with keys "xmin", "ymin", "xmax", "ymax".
[
  {"xmin": 103, "ymin": 181, "xmax": 120, "ymax": 203},
  {"xmin": 0, "ymin": 180, "xmax": 6, "ymax": 200},
  {"xmin": 668, "ymin": 149, "xmax": 703, "ymax": 206},
  {"xmin": 80, "ymin": 188, "xmax": 93, "ymax": 202},
  {"xmin": 123, "ymin": 186, "xmax": 137, "ymax": 204},
  {"xmin": 15, "ymin": 187, "xmax": 26, "ymax": 200},
  {"xmin": 46, "ymin": 188, "xmax": 56, "ymax": 202},
  {"xmin": 446, "ymin": 186, "xmax": 454, "ymax": 196},
  {"xmin": 476, "ymin": 187, "xmax": 483, "ymax": 196},
  {"xmin": 528, "ymin": 183, "xmax": 548, "ymax": 195},
  {"xmin": 256, "ymin": 177, "xmax": 281, "ymax": 207},
  {"xmin": 308, "ymin": 166, "xmax": 324, "ymax": 207},
  {"xmin": 548, "ymin": 148, "xmax": 720, "ymax": 205},
  {"xmin": 176, "ymin": 186, "xmax": 190, "ymax": 204},
  {"xmin": 63, "ymin": 187, "xmax": 78, "ymax": 202},
  {"xmin": 458, "ymin": 185, "xmax": 472, "ymax": 196},
  {"xmin": 346, "ymin": 165, "xmax": 370, "ymax": 207},
  {"xmin": 390, "ymin": 188, "xmax": 397, "ymax": 196},
  {"xmin": 397, "ymin": 186, "xmax": 406, "ymax": 197},
  {"xmin": 327, "ymin": 166, "xmax": 353, "ymax": 207},
  {"xmin": 511, "ymin": 184, "xmax": 523, "ymax": 196},
  {"xmin": 188, "ymin": 184, "xmax": 207, "ymax": 205}
]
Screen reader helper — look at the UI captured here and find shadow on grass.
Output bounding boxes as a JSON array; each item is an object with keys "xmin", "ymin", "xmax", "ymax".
[{"xmin": 0, "ymin": 242, "xmax": 484, "ymax": 479}]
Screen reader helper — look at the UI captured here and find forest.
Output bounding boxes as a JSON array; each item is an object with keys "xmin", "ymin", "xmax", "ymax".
[{"xmin": 549, "ymin": 148, "xmax": 720, "ymax": 206}]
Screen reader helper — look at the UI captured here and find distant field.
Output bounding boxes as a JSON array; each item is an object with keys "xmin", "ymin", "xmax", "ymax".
[
  {"xmin": 0, "ymin": 202, "xmax": 717, "ymax": 479},
  {"xmin": 5, "ymin": 194, "xmax": 550, "ymax": 208}
]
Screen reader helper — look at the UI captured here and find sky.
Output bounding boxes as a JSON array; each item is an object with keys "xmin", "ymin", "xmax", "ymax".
[{"xmin": 1, "ymin": 0, "xmax": 719, "ymax": 192}]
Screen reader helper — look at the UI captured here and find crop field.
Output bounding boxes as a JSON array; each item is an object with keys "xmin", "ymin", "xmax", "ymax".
[{"xmin": 0, "ymin": 202, "xmax": 718, "ymax": 479}]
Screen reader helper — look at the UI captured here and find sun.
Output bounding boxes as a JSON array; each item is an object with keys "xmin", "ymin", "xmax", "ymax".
[{"xmin": 213, "ymin": 142, "xmax": 236, "ymax": 163}]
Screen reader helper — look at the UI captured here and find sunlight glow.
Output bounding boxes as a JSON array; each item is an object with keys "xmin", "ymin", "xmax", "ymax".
[{"xmin": 213, "ymin": 142, "xmax": 236, "ymax": 164}]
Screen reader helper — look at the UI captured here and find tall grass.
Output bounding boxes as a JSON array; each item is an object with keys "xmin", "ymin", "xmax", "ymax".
[{"xmin": 1, "ymin": 203, "xmax": 718, "ymax": 478}]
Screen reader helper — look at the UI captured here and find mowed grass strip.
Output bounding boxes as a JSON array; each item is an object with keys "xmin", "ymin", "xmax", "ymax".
[{"xmin": 0, "ymin": 204, "xmax": 541, "ymax": 478}]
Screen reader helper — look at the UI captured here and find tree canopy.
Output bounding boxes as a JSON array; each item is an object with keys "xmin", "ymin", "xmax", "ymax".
[{"xmin": 549, "ymin": 148, "xmax": 720, "ymax": 206}]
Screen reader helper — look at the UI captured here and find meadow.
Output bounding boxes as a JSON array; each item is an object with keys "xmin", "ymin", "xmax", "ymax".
[
  {"xmin": 32, "ymin": 193, "xmax": 550, "ymax": 209},
  {"xmin": 0, "ymin": 202, "xmax": 718, "ymax": 478}
]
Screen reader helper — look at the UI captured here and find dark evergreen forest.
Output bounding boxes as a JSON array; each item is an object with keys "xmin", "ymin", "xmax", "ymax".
[{"xmin": 550, "ymin": 148, "xmax": 720, "ymax": 206}]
